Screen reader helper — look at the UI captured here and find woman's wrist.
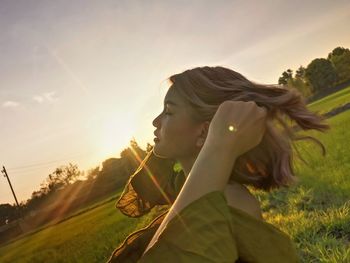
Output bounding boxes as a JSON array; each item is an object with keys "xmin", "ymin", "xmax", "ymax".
[
  {"xmin": 186, "ymin": 138, "xmax": 239, "ymax": 192},
  {"xmin": 203, "ymin": 135, "xmax": 239, "ymax": 160}
]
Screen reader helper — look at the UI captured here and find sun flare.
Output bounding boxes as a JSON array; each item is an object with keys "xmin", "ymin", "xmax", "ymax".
[{"xmin": 94, "ymin": 113, "xmax": 137, "ymax": 161}]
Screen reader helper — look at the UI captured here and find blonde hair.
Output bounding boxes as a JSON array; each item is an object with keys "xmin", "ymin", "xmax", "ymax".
[{"xmin": 168, "ymin": 66, "xmax": 330, "ymax": 191}]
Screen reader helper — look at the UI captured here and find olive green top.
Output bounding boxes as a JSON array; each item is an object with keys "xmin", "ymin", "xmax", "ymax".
[{"xmin": 108, "ymin": 150, "xmax": 300, "ymax": 262}]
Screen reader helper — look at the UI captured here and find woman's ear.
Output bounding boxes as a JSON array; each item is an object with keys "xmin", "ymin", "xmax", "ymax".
[{"xmin": 196, "ymin": 121, "xmax": 210, "ymax": 147}]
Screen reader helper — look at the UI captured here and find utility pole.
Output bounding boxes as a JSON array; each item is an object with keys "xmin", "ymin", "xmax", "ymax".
[
  {"xmin": 1, "ymin": 166, "xmax": 21, "ymax": 209},
  {"xmin": 2, "ymin": 166, "xmax": 24, "ymax": 233}
]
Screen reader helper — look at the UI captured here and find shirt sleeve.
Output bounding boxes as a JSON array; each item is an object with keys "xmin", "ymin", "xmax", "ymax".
[
  {"xmin": 231, "ymin": 207, "xmax": 300, "ymax": 262},
  {"xmin": 116, "ymin": 150, "xmax": 178, "ymax": 217},
  {"xmin": 106, "ymin": 210, "xmax": 168, "ymax": 263},
  {"xmin": 139, "ymin": 190, "xmax": 239, "ymax": 263}
]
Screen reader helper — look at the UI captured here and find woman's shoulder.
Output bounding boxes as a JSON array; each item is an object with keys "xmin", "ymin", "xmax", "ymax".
[
  {"xmin": 224, "ymin": 182, "xmax": 263, "ymax": 221},
  {"xmin": 221, "ymin": 187, "xmax": 298, "ymax": 260},
  {"xmin": 223, "ymin": 185, "xmax": 294, "ymax": 243}
]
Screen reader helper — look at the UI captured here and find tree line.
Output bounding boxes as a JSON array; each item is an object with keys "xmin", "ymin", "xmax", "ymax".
[
  {"xmin": 278, "ymin": 46, "xmax": 350, "ymax": 98},
  {"xmin": 0, "ymin": 139, "xmax": 165, "ymax": 226}
]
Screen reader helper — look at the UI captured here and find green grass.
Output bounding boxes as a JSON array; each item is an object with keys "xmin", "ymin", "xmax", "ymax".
[
  {"xmin": 0, "ymin": 190, "xmax": 165, "ymax": 263},
  {"xmin": 307, "ymin": 85, "xmax": 350, "ymax": 115},
  {"xmin": 1, "ymin": 87, "xmax": 350, "ymax": 262},
  {"xmin": 251, "ymin": 110, "xmax": 350, "ymax": 262}
]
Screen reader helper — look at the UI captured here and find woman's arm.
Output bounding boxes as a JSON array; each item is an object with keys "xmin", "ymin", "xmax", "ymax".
[
  {"xmin": 143, "ymin": 141, "xmax": 238, "ymax": 254},
  {"xmin": 143, "ymin": 101, "xmax": 267, "ymax": 254}
]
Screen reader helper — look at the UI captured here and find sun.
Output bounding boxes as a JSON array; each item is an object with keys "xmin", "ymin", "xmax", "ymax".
[{"xmin": 94, "ymin": 113, "xmax": 137, "ymax": 161}]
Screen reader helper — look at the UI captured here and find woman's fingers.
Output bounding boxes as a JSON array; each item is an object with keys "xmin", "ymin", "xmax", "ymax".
[{"xmin": 206, "ymin": 100, "xmax": 268, "ymax": 157}]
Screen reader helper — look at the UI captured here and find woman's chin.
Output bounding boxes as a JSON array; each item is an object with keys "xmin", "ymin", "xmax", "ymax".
[
  {"xmin": 152, "ymin": 147, "xmax": 163, "ymax": 157},
  {"xmin": 152, "ymin": 145, "xmax": 170, "ymax": 159}
]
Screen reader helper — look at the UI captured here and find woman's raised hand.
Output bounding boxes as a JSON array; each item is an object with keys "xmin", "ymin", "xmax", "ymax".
[{"xmin": 205, "ymin": 100, "xmax": 268, "ymax": 158}]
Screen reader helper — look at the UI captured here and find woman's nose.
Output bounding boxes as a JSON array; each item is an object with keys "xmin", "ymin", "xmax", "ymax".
[{"xmin": 152, "ymin": 113, "xmax": 161, "ymax": 128}]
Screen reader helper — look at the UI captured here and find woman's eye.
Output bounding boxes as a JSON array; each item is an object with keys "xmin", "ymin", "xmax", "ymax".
[{"xmin": 162, "ymin": 108, "xmax": 172, "ymax": 115}]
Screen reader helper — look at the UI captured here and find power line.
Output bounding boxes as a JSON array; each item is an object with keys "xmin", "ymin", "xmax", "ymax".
[{"xmin": 7, "ymin": 152, "xmax": 95, "ymax": 171}]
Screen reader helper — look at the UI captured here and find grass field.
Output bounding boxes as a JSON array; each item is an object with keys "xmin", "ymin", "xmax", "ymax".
[
  {"xmin": 0, "ymin": 189, "xmax": 166, "ymax": 263},
  {"xmin": 307, "ymin": 85, "xmax": 350, "ymax": 115},
  {"xmin": 251, "ymin": 109, "xmax": 350, "ymax": 262},
  {"xmin": 1, "ymin": 87, "xmax": 349, "ymax": 262}
]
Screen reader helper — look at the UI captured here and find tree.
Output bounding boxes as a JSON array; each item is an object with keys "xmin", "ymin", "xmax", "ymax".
[
  {"xmin": 329, "ymin": 50, "xmax": 350, "ymax": 84},
  {"xmin": 120, "ymin": 138, "xmax": 145, "ymax": 162},
  {"xmin": 24, "ymin": 163, "xmax": 82, "ymax": 211},
  {"xmin": 295, "ymin": 66, "xmax": 306, "ymax": 79},
  {"xmin": 284, "ymin": 65, "xmax": 313, "ymax": 98},
  {"xmin": 278, "ymin": 69, "xmax": 293, "ymax": 85},
  {"xmin": 42, "ymin": 171, "xmax": 65, "ymax": 193},
  {"xmin": 33, "ymin": 163, "xmax": 82, "ymax": 200},
  {"xmin": 86, "ymin": 166, "xmax": 100, "ymax": 180},
  {"xmin": 327, "ymin": 46, "xmax": 350, "ymax": 60},
  {"xmin": 286, "ymin": 77, "xmax": 313, "ymax": 98},
  {"xmin": 0, "ymin": 204, "xmax": 17, "ymax": 225},
  {"xmin": 26, "ymin": 189, "xmax": 47, "ymax": 210},
  {"xmin": 61, "ymin": 163, "xmax": 81, "ymax": 185},
  {"xmin": 305, "ymin": 58, "xmax": 337, "ymax": 92},
  {"xmin": 119, "ymin": 138, "xmax": 147, "ymax": 176},
  {"xmin": 44, "ymin": 163, "xmax": 81, "ymax": 191}
]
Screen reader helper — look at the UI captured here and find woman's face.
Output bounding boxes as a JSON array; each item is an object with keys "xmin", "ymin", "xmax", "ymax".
[{"xmin": 152, "ymin": 87, "xmax": 205, "ymax": 160}]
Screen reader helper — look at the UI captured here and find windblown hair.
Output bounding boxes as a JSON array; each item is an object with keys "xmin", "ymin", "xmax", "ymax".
[{"xmin": 167, "ymin": 66, "xmax": 330, "ymax": 191}]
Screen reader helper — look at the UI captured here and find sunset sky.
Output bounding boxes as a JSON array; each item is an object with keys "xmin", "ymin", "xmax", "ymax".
[{"xmin": 1, "ymin": 0, "xmax": 349, "ymax": 204}]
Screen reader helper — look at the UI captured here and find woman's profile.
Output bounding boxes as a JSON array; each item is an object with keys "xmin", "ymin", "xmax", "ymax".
[{"xmin": 107, "ymin": 66, "xmax": 330, "ymax": 262}]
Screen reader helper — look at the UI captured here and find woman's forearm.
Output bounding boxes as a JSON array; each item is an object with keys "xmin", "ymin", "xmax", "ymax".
[
  {"xmin": 172, "ymin": 142, "xmax": 238, "ymax": 209},
  {"xmin": 143, "ymin": 142, "xmax": 238, "ymax": 254}
]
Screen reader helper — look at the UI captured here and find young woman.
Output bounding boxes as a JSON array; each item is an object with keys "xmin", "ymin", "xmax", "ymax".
[{"xmin": 108, "ymin": 66, "xmax": 330, "ymax": 262}]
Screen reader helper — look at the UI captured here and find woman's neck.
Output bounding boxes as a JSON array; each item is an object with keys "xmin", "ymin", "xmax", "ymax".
[{"xmin": 177, "ymin": 154, "xmax": 199, "ymax": 178}]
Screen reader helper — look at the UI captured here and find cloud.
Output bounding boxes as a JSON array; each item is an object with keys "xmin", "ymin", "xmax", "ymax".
[
  {"xmin": 33, "ymin": 91, "xmax": 58, "ymax": 103},
  {"xmin": 2, "ymin": 101, "xmax": 19, "ymax": 108},
  {"xmin": 33, "ymin": 96, "xmax": 44, "ymax": 103}
]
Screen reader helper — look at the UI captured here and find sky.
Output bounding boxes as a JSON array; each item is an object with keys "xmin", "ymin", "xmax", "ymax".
[{"xmin": 1, "ymin": 0, "xmax": 349, "ymax": 204}]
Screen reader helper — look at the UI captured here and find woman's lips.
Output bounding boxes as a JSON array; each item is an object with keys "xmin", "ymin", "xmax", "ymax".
[{"xmin": 154, "ymin": 137, "xmax": 160, "ymax": 142}]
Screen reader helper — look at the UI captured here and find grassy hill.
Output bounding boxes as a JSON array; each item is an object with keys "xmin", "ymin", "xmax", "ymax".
[
  {"xmin": 307, "ymin": 85, "xmax": 350, "ymax": 115},
  {"xmin": 251, "ymin": 109, "xmax": 350, "ymax": 262},
  {"xmin": 0, "ymin": 188, "xmax": 166, "ymax": 263},
  {"xmin": 1, "ymin": 86, "xmax": 349, "ymax": 262}
]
